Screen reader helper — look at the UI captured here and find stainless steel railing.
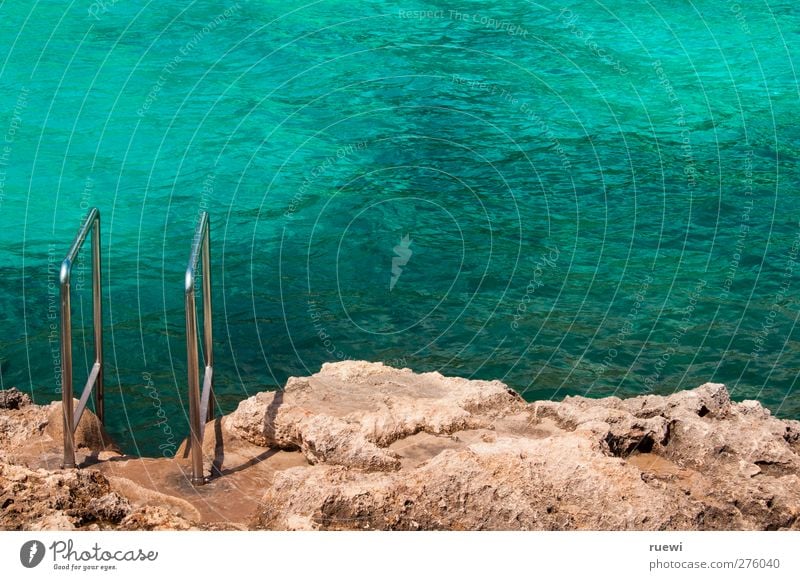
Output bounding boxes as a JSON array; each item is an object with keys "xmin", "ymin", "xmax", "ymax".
[
  {"xmin": 60, "ymin": 207, "xmax": 104, "ymax": 469},
  {"xmin": 185, "ymin": 211, "xmax": 215, "ymax": 485}
]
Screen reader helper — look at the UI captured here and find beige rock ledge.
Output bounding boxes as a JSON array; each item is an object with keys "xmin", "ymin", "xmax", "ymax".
[{"xmin": 1, "ymin": 362, "xmax": 800, "ymax": 531}]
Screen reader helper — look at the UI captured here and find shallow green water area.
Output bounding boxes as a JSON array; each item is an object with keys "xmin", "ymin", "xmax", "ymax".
[{"xmin": 1, "ymin": 1, "xmax": 799, "ymax": 455}]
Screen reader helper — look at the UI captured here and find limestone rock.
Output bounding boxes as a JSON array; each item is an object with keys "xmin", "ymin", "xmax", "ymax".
[
  {"xmin": 255, "ymin": 435, "xmax": 699, "ymax": 530},
  {"xmin": 0, "ymin": 399, "xmax": 51, "ymax": 454},
  {"xmin": 0, "ymin": 459, "xmax": 199, "ymax": 530},
  {"xmin": 0, "ymin": 397, "xmax": 118, "ymax": 463},
  {"xmin": 246, "ymin": 364, "xmax": 800, "ymax": 531},
  {"xmin": 0, "ymin": 388, "xmax": 31, "ymax": 410},
  {"xmin": 227, "ymin": 361, "xmax": 524, "ymax": 471},
  {"xmin": 43, "ymin": 402, "xmax": 119, "ymax": 454},
  {"xmin": 119, "ymin": 506, "xmax": 195, "ymax": 531}
]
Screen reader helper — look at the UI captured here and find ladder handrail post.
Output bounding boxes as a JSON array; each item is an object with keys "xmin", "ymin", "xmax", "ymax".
[
  {"xmin": 92, "ymin": 216, "xmax": 104, "ymax": 423},
  {"xmin": 185, "ymin": 285, "xmax": 204, "ymax": 485},
  {"xmin": 186, "ymin": 211, "xmax": 214, "ymax": 486},
  {"xmin": 60, "ymin": 261, "xmax": 75, "ymax": 468},
  {"xmin": 201, "ymin": 224, "xmax": 214, "ymax": 423}
]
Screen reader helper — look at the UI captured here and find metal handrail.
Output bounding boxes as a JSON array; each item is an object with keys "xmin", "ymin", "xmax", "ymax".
[
  {"xmin": 60, "ymin": 207, "xmax": 104, "ymax": 469},
  {"xmin": 185, "ymin": 211, "xmax": 215, "ymax": 485}
]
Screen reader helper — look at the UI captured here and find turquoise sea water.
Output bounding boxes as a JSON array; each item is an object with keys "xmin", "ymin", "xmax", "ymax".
[{"xmin": 1, "ymin": 1, "xmax": 799, "ymax": 455}]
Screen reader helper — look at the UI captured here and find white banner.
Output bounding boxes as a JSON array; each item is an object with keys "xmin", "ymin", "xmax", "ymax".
[{"xmin": 1, "ymin": 531, "xmax": 798, "ymax": 579}]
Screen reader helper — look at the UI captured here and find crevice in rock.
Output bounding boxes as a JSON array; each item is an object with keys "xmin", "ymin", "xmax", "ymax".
[
  {"xmin": 605, "ymin": 432, "xmax": 655, "ymax": 458},
  {"xmin": 661, "ymin": 420, "xmax": 675, "ymax": 447},
  {"xmin": 368, "ymin": 419, "xmax": 487, "ymax": 449}
]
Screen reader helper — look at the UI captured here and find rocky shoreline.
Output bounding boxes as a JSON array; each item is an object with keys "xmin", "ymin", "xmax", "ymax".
[{"xmin": 2, "ymin": 361, "xmax": 799, "ymax": 530}]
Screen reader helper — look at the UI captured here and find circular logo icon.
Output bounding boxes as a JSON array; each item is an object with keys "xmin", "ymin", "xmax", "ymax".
[{"xmin": 20, "ymin": 540, "xmax": 45, "ymax": 568}]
